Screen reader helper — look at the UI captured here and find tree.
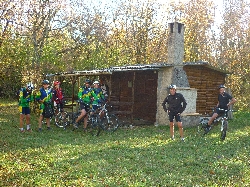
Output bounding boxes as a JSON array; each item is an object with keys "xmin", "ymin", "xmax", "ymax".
[
  {"xmin": 168, "ymin": 0, "xmax": 216, "ymax": 63},
  {"xmin": 104, "ymin": 0, "xmax": 170, "ymax": 65},
  {"xmin": 218, "ymin": 0, "xmax": 250, "ymax": 110}
]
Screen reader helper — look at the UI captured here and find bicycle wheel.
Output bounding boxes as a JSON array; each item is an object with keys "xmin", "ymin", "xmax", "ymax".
[
  {"xmin": 89, "ymin": 114, "xmax": 102, "ymax": 136},
  {"xmin": 198, "ymin": 117, "xmax": 209, "ymax": 134},
  {"xmin": 102, "ymin": 114, "xmax": 119, "ymax": 132},
  {"xmin": 63, "ymin": 112, "xmax": 71, "ymax": 128},
  {"xmin": 220, "ymin": 120, "xmax": 228, "ymax": 141},
  {"xmin": 55, "ymin": 111, "xmax": 69, "ymax": 128}
]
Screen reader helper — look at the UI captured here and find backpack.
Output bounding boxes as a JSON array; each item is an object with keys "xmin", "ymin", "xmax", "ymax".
[{"xmin": 44, "ymin": 102, "xmax": 54, "ymax": 118}]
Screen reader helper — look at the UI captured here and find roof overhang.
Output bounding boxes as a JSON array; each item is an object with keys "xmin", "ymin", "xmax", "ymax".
[
  {"xmin": 46, "ymin": 61, "xmax": 230, "ymax": 78},
  {"xmin": 46, "ymin": 63, "xmax": 173, "ymax": 77},
  {"xmin": 184, "ymin": 61, "xmax": 231, "ymax": 74}
]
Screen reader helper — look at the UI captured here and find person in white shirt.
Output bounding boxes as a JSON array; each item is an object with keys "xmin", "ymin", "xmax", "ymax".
[{"xmin": 99, "ymin": 78, "xmax": 109, "ymax": 101}]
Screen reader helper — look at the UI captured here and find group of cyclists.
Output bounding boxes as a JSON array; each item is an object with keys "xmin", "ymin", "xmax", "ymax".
[
  {"xmin": 18, "ymin": 78, "xmax": 108, "ymax": 132},
  {"xmin": 72, "ymin": 79, "xmax": 107, "ymax": 131},
  {"xmin": 18, "ymin": 77, "xmax": 236, "ymax": 141}
]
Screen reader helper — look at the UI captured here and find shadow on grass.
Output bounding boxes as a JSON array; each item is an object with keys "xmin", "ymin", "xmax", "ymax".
[
  {"xmin": 1, "ymin": 126, "xmax": 249, "ymax": 186},
  {"xmin": 1, "ymin": 107, "xmax": 249, "ymax": 152},
  {"xmin": 0, "ymin": 100, "xmax": 249, "ymax": 186}
]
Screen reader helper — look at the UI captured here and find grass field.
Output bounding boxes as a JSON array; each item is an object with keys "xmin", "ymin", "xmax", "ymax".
[{"xmin": 0, "ymin": 99, "xmax": 250, "ymax": 186}]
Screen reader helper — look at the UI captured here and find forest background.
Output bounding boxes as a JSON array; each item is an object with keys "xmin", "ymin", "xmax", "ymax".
[{"xmin": 0, "ymin": 0, "xmax": 249, "ymax": 111}]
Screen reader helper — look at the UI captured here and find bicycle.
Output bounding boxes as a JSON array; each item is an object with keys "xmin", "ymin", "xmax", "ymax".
[
  {"xmin": 68, "ymin": 102, "xmax": 104, "ymax": 136},
  {"xmin": 198, "ymin": 108, "xmax": 234, "ymax": 141},
  {"xmin": 88, "ymin": 109, "xmax": 104, "ymax": 136},
  {"xmin": 54, "ymin": 101, "xmax": 70, "ymax": 128},
  {"xmin": 98, "ymin": 102, "xmax": 119, "ymax": 132}
]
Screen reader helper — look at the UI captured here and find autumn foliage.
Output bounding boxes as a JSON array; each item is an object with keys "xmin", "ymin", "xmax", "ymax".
[{"xmin": 0, "ymin": 0, "xmax": 249, "ymax": 110}]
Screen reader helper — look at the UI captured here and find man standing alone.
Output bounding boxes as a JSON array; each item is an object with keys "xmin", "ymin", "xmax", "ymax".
[
  {"xmin": 18, "ymin": 82, "xmax": 34, "ymax": 132},
  {"xmin": 162, "ymin": 84, "xmax": 187, "ymax": 141}
]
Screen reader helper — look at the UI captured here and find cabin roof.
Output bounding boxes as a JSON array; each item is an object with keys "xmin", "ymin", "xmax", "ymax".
[{"xmin": 46, "ymin": 61, "xmax": 229, "ymax": 77}]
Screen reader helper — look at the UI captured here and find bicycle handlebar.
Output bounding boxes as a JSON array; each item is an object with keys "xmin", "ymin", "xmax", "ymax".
[{"xmin": 213, "ymin": 108, "xmax": 236, "ymax": 112}]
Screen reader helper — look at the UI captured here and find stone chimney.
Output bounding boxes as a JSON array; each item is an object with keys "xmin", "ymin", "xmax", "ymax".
[
  {"xmin": 168, "ymin": 22, "xmax": 189, "ymax": 87},
  {"xmin": 156, "ymin": 22, "xmax": 200, "ymax": 127},
  {"xmin": 168, "ymin": 22, "xmax": 185, "ymax": 65}
]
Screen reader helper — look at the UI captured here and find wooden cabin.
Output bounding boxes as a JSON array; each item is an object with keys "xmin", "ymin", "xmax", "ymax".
[
  {"xmin": 48, "ymin": 61, "xmax": 228, "ymax": 125},
  {"xmin": 47, "ymin": 22, "xmax": 229, "ymax": 126}
]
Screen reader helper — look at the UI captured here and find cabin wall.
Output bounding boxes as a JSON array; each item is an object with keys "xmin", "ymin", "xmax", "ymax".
[
  {"xmin": 107, "ymin": 65, "xmax": 227, "ymax": 124},
  {"xmin": 133, "ymin": 71, "xmax": 158, "ymax": 121},
  {"xmin": 184, "ymin": 65, "xmax": 226, "ymax": 115},
  {"xmin": 110, "ymin": 70, "xmax": 158, "ymax": 122}
]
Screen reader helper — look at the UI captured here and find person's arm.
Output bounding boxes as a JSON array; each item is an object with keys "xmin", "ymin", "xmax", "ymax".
[
  {"xmin": 216, "ymin": 94, "xmax": 220, "ymax": 107},
  {"xmin": 216, "ymin": 101, "xmax": 219, "ymax": 107},
  {"xmin": 35, "ymin": 89, "xmax": 43, "ymax": 103},
  {"xmin": 19, "ymin": 89, "xmax": 27, "ymax": 104},
  {"xmin": 43, "ymin": 90, "xmax": 53, "ymax": 104},
  {"xmin": 78, "ymin": 87, "xmax": 83, "ymax": 101},
  {"xmin": 52, "ymin": 90, "xmax": 57, "ymax": 102},
  {"xmin": 162, "ymin": 97, "xmax": 168, "ymax": 112},
  {"xmin": 182, "ymin": 98, "xmax": 187, "ymax": 112},
  {"xmin": 227, "ymin": 97, "xmax": 236, "ymax": 107},
  {"xmin": 179, "ymin": 94, "xmax": 187, "ymax": 113},
  {"xmin": 91, "ymin": 90, "xmax": 99, "ymax": 101},
  {"xmin": 99, "ymin": 90, "xmax": 105, "ymax": 103}
]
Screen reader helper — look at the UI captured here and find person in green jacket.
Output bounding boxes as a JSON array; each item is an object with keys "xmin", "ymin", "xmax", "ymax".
[
  {"xmin": 92, "ymin": 80, "xmax": 105, "ymax": 110},
  {"xmin": 73, "ymin": 79, "xmax": 98, "ymax": 130},
  {"xmin": 18, "ymin": 82, "xmax": 34, "ymax": 132},
  {"xmin": 35, "ymin": 80, "xmax": 53, "ymax": 131}
]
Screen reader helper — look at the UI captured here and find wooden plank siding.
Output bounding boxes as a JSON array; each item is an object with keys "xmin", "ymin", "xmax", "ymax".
[
  {"xmin": 109, "ymin": 72, "xmax": 133, "ymax": 122},
  {"xmin": 133, "ymin": 71, "xmax": 158, "ymax": 122},
  {"xmin": 184, "ymin": 65, "xmax": 226, "ymax": 115},
  {"xmin": 110, "ymin": 70, "xmax": 158, "ymax": 122}
]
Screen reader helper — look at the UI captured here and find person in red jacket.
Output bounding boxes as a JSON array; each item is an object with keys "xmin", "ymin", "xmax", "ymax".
[{"xmin": 52, "ymin": 81, "xmax": 64, "ymax": 115}]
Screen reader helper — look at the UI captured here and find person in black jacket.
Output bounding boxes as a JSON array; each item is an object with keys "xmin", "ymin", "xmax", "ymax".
[
  {"xmin": 162, "ymin": 84, "xmax": 187, "ymax": 141},
  {"xmin": 205, "ymin": 84, "xmax": 236, "ymax": 133}
]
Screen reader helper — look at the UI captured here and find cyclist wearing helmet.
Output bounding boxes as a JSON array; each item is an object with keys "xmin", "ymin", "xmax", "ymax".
[
  {"xmin": 205, "ymin": 84, "xmax": 236, "ymax": 132},
  {"xmin": 52, "ymin": 81, "xmax": 64, "ymax": 114},
  {"xmin": 18, "ymin": 82, "xmax": 34, "ymax": 132},
  {"xmin": 36, "ymin": 80, "xmax": 53, "ymax": 131},
  {"xmin": 162, "ymin": 84, "xmax": 187, "ymax": 141},
  {"xmin": 92, "ymin": 81, "xmax": 105, "ymax": 110},
  {"xmin": 73, "ymin": 79, "xmax": 99, "ymax": 130}
]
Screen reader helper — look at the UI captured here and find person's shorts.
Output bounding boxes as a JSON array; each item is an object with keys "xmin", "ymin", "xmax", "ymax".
[
  {"xmin": 80, "ymin": 103, "xmax": 90, "ymax": 112},
  {"xmin": 92, "ymin": 104, "xmax": 101, "ymax": 111},
  {"xmin": 39, "ymin": 103, "xmax": 53, "ymax": 117},
  {"xmin": 168, "ymin": 112, "xmax": 181, "ymax": 122},
  {"xmin": 215, "ymin": 107, "xmax": 227, "ymax": 116},
  {"xmin": 19, "ymin": 106, "xmax": 31, "ymax": 115}
]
